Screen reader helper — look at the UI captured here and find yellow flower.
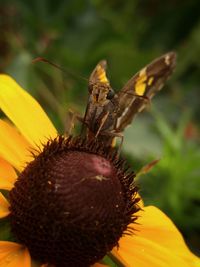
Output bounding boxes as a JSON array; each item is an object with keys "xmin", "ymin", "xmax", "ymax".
[{"xmin": 0, "ymin": 74, "xmax": 199, "ymax": 267}]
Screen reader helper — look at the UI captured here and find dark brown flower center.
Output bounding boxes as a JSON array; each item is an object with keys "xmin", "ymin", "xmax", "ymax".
[{"xmin": 9, "ymin": 136, "xmax": 140, "ymax": 267}]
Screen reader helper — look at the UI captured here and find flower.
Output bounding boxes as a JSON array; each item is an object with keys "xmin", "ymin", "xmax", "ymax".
[{"xmin": 0, "ymin": 74, "xmax": 199, "ymax": 267}]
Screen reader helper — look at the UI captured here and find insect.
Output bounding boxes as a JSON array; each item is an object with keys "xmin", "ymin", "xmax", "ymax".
[{"xmin": 82, "ymin": 52, "xmax": 176, "ymax": 147}]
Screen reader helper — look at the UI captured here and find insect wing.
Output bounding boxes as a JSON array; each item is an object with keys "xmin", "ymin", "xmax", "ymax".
[
  {"xmin": 89, "ymin": 60, "xmax": 110, "ymax": 85},
  {"xmin": 115, "ymin": 52, "xmax": 176, "ymax": 131},
  {"xmin": 83, "ymin": 60, "xmax": 113, "ymax": 135}
]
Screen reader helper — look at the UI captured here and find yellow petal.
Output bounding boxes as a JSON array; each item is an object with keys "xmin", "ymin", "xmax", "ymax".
[
  {"xmin": 0, "ymin": 120, "xmax": 32, "ymax": 171},
  {"xmin": 0, "ymin": 74, "xmax": 57, "ymax": 148},
  {"xmin": 135, "ymin": 206, "xmax": 199, "ymax": 264},
  {"xmin": 135, "ymin": 193, "xmax": 143, "ymax": 208},
  {"xmin": 42, "ymin": 262, "xmax": 108, "ymax": 267},
  {"xmin": 0, "ymin": 193, "xmax": 10, "ymax": 218},
  {"xmin": 0, "ymin": 241, "xmax": 31, "ymax": 267},
  {"xmin": 112, "ymin": 206, "xmax": 200, "ymax": 267},
  {"xmin": 0, "ymin": 157, "xmax": 17, "ymax": 190}
]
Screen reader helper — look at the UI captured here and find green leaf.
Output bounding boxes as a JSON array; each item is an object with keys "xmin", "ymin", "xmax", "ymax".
[{"xmin": 0, "ymin": 218, "xmax": 15, "ymax": 242}]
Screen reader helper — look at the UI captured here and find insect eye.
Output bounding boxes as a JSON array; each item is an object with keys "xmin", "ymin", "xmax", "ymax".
[{"xmin": 107, "ymin": 88, "xmax": 115, "ymax": 100}]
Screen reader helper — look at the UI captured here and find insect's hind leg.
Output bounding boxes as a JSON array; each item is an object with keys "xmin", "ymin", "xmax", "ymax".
[{"xmin": 99, "ymin": 130, "xmax": 124, "ymax": 157}]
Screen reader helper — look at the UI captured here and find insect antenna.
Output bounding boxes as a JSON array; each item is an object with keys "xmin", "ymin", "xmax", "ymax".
[{"xmin": 32, "ymin": 57, "xmax": 88, "ymax": 83}]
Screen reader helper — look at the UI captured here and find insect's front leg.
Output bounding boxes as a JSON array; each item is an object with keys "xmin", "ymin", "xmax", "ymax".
[
  {"xmin": 65, "ymin": 109, "xmax": 86, "ymax": 136},
  {"xmin": 95, "ymin": 111, "xmax": 109, "ymax": 138}
]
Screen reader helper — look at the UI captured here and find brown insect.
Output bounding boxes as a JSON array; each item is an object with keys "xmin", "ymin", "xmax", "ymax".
[{"xmin": 81, "ymin": 52, "xmax": 176, "ymax": 147}]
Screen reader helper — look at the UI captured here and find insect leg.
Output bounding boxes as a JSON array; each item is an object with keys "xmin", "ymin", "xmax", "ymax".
[
  {"xmin": 99, "ymin": 130, "xmax": 124, "ymax": 156},
  {"xmin": 65, "ymin": 109, "xmax": 85, "ymax": 136},
  {"xmin": 95, "ymin": 111, "xmax": 109, "ymax": 138}
]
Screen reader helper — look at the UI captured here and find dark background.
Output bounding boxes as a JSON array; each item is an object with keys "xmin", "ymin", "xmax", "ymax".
[{"xmin": 0, "ymin": 0, "xmax": 199, "ymax": 255}]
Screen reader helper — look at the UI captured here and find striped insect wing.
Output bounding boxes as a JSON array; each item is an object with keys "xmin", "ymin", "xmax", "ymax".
[
  {"xmin": 84, "ymin": 60, "xmax": 109, "ymax": 127},
  {"xmin": 89, "ymin": 60, "xmax": 110, "ymax": 86},
  {"xmin": 83, "ymin": 60, "xmax": 117, "ymax": 138},
  {"xmin": 115, "ymin": 52, "xmax": 176, "ymax": 131}
]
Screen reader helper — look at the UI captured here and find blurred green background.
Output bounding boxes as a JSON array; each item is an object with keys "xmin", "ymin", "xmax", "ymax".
[{"xmin": 0, "ymin": 0, "xmax": 199, "ymax": 255}]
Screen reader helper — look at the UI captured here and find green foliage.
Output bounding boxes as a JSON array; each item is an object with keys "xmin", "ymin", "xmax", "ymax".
[
  {"xmin": 0, "ymin": 218, "xmax": 15, "ymax": 242},
  {"xmin": 138, "ymin": 109, "xmax": 200, "ymax": 248},
  {"xmin": 102, "ymin": 255, "xmax": 119, "ymax": 267}
]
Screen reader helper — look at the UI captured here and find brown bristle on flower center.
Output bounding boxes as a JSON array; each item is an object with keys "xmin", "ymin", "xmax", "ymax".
[{"xmin": 9, "ymin": 136, "xmax": 140, "ymax": 267}]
